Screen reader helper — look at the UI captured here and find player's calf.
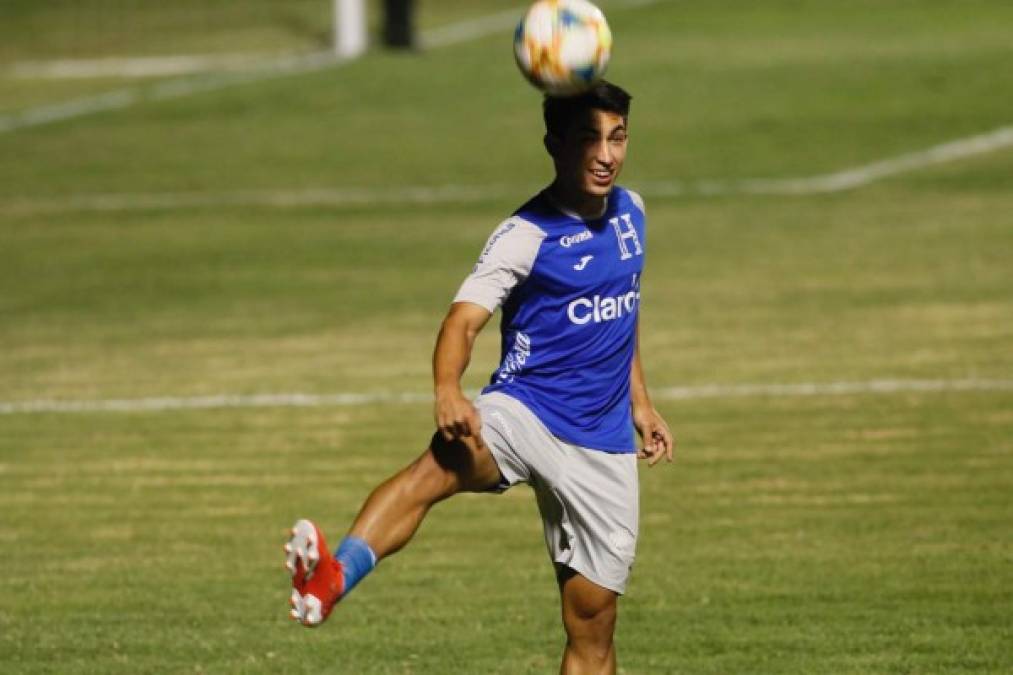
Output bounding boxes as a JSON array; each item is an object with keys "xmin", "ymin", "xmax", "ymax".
[{"xmin": 559, "ymin": 569, "xmax": 619, "ymax": 673}]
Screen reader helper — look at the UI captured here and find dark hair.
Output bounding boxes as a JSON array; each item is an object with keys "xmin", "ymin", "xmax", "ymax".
[{"xmin": 543, "ymin": 80, "xmax": 632, "ymax": 139}]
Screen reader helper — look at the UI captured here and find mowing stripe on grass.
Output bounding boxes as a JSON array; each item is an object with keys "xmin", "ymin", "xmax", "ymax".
[
  {"xmin": 1, "ymin": 379, "xmax": 1009, "ymax": 415},
  {"xmin": 4, "ymin": 123, "xmax": 1011, "ymax": 216}
]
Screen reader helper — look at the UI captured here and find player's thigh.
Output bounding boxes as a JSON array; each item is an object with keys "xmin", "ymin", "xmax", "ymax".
[
  {"xmin": 423, "ymin": 431, "xmax": 503, "ymax": 495},
  {"xmin": 558, "ymin": 566, "xmax": 618, "ymax": 642}
]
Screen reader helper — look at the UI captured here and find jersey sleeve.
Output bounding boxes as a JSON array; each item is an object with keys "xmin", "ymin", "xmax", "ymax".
[
  {"xmin": 627, "ymin": 189, "xmax": 646, "ymax": 214},
  {"xmin": 453, "ymin": 216, "xmax": 546, "ymax": 313}
]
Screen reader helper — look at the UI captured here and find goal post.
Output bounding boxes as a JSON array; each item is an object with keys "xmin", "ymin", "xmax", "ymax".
[
  {"xmin": 334, "ymin": 0, "xmax": 367, "ymax": 58},
  {"xmin": 334, "ymin": 0, "xmax": 416, "ymax": 56}
]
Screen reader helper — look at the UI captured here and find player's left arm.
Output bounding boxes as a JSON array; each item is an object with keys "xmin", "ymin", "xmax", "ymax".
[{"xmin": 631, "ymin": 320, "xmax": 675, "ymax": 466}]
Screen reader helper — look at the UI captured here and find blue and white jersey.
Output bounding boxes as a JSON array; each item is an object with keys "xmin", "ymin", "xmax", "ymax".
[{"xmin": 453, "ymin": 186, "xmax": 646, "ymax": 453}]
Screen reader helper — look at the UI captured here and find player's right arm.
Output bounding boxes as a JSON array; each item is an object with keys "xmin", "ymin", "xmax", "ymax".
[
  {"xmin": 435, "ymin": 216, "xmax": 543, "ymax": 443},
  {"xmin": 433, "ymin": 302, "xmax": 492, "ymax": 443}
]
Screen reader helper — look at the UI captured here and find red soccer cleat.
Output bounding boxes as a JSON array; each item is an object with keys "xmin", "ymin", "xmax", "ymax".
[{"xmin": 284, "ymin": 519, "xmax": 345, "ymax": 627}]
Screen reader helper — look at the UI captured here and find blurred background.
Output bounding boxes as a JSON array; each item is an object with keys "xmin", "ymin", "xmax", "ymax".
[{"xmin": 1, "ymin": 1, "xmax": 1010, "ymax": 673}]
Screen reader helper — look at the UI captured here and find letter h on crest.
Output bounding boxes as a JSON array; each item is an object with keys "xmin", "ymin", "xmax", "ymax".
[{"xmin": 609, "ymin": 214, "xmax": 643, "ymax": 261}]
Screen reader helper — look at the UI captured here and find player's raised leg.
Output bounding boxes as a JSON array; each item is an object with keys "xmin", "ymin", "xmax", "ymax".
[
  {"xmin": 346, "ymin": 432, "xmax": 503, "ymax": 557},
  {"xmin": 558, "ymin": 567, "xmax": 619, "ymax": 675},
  {"xmin": 286, "ymin": 300, "xmax": 497, "ymax": 626},
  {"xmin": 286, "ymin": 431, "xmax": 501, "ymax": 626}
]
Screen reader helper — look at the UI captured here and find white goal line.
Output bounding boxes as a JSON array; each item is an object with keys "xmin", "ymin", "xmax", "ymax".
[{"xmin": 1, "ymin": 378, "xmax": 1009, "ymax": 416}]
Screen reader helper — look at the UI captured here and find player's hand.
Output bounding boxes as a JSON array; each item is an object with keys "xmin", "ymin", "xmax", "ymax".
[
  {"xmin": 434, "ymin": 388, "xmax": 485, "ymax": 448},
  {"xmin": 633, "ymin": 405, "xmax": 674, "ymax": 467}
]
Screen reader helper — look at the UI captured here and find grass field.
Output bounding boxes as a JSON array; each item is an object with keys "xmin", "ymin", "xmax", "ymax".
[{"xmin": 1, "ymin": 1, "xmax": 1011, "ymax": 673}]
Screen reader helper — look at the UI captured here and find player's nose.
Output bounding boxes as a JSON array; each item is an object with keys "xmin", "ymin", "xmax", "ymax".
[{"xmin": 594, "ymin": 138, "xmax": 614, "ymax": 165}]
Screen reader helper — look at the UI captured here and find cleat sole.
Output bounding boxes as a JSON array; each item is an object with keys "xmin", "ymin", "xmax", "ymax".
[
  {"xmin": 284, "ymin": 518, "xmax": 340, "ymax": 628},
  {"xmin": 285, "ymin": 519, "xmax": 320, "ymax": 581}
]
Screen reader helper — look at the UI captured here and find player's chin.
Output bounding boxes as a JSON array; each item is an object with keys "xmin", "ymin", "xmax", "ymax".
[{"xmin": 582, "ymin": 176, "xmax": 615, "ymax": 198}]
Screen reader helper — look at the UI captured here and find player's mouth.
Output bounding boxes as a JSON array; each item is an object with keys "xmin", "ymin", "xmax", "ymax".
[{"xmin": 589, "ymin": 168, "xmax": 613, "ymax": 186}]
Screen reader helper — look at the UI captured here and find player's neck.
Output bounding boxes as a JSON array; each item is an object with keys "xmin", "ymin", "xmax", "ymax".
[{"xmin": 546, "ymin": 181, "xmax": 608, "ymax": 221}]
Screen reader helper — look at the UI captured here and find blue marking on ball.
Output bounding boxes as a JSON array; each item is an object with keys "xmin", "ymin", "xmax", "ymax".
[
  {"xmin": 574, "ymin": 65, "xmax": 597, "ymax": 82},
  {"xmin": 559, "ymin": 9, "xmax": 582, "ymax": 27}
]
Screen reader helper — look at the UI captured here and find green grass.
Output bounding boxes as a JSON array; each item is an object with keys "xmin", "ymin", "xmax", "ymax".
[
  {"xmin": 0, "ymin": 0, "xmax": 1011, "ymax": 672},
  {"xmin": 0, "ymin": 0, "xmax": 524, "ymax": 114},
  {"xmin": 0, "ymin": 1, "xmax": 332, "ymax": 63},
  {"xmin": 0, "ymin": 0, "xmax": 523, "ymax": 62},
  {"xmin": 2, "ymin": 395, "xmax": 1010, "ymax": 673}
]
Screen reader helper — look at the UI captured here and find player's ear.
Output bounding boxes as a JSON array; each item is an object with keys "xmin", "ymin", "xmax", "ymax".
[{"xmin": 543, "ymin": 133, "xmax": 561, "ymax": 158}]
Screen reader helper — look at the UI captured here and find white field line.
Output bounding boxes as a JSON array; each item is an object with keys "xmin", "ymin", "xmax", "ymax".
[
  {"xmin": 652, "ymin": 378, "xmax": 1013, "ymax": 400},
  {"xmin": 7, "ymin": 53, "xmax": 286, "ymax": 79},
  {"xmin": 421, "ymin": 0, "xmax": 663, "ymax": 48},
  {"xmin": 638, "ymin": 125, "xmax": 1013, "ymax": 196},
  {"xmin": 418, "ymin": 7, "xmax": 527, "ymax": 49},
  {"xmin": 3, "ymin": 184, "xmax": 521, "ymax": 216},
  {"xmin": 1, "ymin": 378, "xmax": 1010, "ymax": 415},
  {"xmin": 0, "ymin": 51, "xmax": 347, "ymax": 134},
  {"xmin": 4, "ymin": 123, "xmax": 1012, "ymax": 216},
  {"xmin": 0, "ymin": 0, "xmax": 657, "ymax": 134}
]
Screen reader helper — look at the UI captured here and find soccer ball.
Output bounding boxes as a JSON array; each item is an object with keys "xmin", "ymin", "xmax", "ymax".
[{"xmin": 513, "ymin": 0, "xmax": 613, "ymax": 97}]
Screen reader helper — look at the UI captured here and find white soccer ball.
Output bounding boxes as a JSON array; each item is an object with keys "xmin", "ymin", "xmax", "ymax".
[{"xmin": 514, "ymin": 0, "xmax": 613, "ymax": 97}]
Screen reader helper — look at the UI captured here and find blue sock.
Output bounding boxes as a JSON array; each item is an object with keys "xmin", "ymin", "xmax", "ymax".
[{"xmin": 335, "ymin": 536, "xmax": 377, "ymax": 595}]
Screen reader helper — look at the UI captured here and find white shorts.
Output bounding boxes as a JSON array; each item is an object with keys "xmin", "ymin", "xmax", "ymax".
[{"xmin": 475, "ymin": 392, "xmax": 639, "ymax": 594}]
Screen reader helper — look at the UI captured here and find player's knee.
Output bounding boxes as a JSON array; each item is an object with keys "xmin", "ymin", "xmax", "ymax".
[
  {"xmin": 401, "ymin": 443, "xmax": 459, "ymax": 502},
  {"xmin": 429, "ymin": 432, "xmax": 475, "ymax": 472},
  {"xmin": 428, "ymin": 431, "xmax": 497, "ymax": 491},
  {"xmin": 564, "ymin": 596, "xmax": 617, "ymax": 652}
]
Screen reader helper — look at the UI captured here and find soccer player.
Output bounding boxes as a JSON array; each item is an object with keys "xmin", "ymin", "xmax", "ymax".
[{"xmin": 285, "ymin": 81, "xmax": 674, "ymax": 674}]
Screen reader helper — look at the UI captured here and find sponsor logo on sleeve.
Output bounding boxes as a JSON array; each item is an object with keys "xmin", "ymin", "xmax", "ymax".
[{"xmin": 474, "ymin": 221, "xmax": 517, "ymax": 270}]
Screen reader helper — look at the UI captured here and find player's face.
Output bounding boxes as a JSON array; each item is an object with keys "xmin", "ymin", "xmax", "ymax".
[{"xmin": 556, "ymin": 109, "xmax": 628, "ymax": 200}]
